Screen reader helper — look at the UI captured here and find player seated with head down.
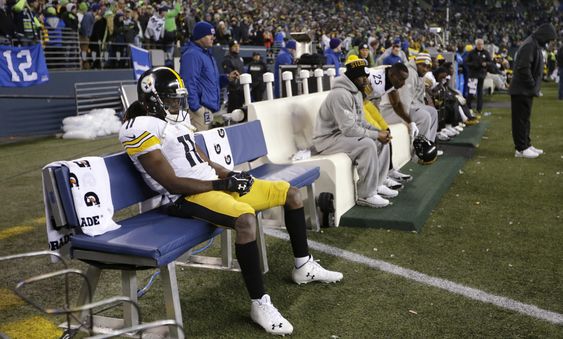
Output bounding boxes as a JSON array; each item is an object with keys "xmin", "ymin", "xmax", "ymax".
[{"xmin": 119, "ymin": 66, "xmax": 343, "ymax": 336}]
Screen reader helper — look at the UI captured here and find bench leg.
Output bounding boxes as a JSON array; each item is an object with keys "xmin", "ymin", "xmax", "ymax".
[
  {"xmin": 221, "ymin": 229, "xmax": 233, "ymax": 269},
  {"xmin": 77, "ymin": 265, "xmax": 101, "ymax": 328},
  {"xmin": 256, "ymin": 212, "xmax": 269, "ymax": 274},
  {"xmin": 306, "ymin": 184, "xmax": 320, "ymax": 232},
  {"xmin": 161, "ymin": 262, "xmax": 184, "ymax": 339},
  {"xmin": 121, "ymin": 270, "xmax": 139, "ymax": 327}
]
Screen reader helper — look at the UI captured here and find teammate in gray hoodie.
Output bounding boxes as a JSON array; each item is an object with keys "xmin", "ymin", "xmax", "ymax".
[
  {"xmin": 510, "ymin": 23, "xmax": 557, "ymax": 158},
  {"xmin": 313, "ymin": 58, "xmax": 395, "ymax": 208}
]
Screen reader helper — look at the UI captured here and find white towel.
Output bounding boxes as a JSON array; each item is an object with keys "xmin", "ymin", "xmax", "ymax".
[
  {"xmin": 199, "ymin": 127, "xmax": 234, "ymax": 170},
  {"xmin": 43, "ymin": 156, "xmax": 120, "ymax": 245}
]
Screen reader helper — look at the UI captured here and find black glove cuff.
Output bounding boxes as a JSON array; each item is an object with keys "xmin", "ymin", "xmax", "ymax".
[{"xmin": 212, "ymin": 179, "xmax": 228, "ymax": 191}]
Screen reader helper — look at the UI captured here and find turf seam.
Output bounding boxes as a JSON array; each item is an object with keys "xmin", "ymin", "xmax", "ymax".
[{"xmin": 265, "ymin": 228, "xmax": 563, "ymax": 325}]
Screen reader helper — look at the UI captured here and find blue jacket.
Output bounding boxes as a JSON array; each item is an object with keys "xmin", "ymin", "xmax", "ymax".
[
  {"xmin": 382, "ymin": 54, "xmax": 402, "ymax": 65},
  {"xmin": 274, "ymin": 48, "xmax": 293, "ymax": 98},
  {"xmin": 179, "ymin": 42, "xmax": 228, "ymax": 112},
  {"xmin": 324, "ymin": 48, "xmax": 342, "ymax": 75}
]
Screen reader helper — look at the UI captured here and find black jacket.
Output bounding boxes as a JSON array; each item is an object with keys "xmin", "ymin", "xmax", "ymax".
[
  {"xmin": 466, "ymin": 48, "xmax": 491, "ymax": 79},
  {"xmin": 222, "ymin": 52, "xmax": 245, "ymax": 90},
  {"xmin": 557, "ymin": 45, "xmax": 563, "ymax": 68},
  {"xmin": 509, "ymin": 23, "xmax": 557, "ymax": 96}
]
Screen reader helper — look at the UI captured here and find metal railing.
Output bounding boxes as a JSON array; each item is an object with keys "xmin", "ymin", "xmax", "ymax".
[{"xmin": 75, "ymin": 80, "xmax": 136, "ymax": 115}]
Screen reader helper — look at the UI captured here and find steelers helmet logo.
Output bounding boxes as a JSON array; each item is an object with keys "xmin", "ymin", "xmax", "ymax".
[
  {"xmin": 141, "ymin": 74, "xmax": 156, "ymax": 93},
  {"xmin": 84, "ymin": 192, "xmax": 100, "ymax": 207}
]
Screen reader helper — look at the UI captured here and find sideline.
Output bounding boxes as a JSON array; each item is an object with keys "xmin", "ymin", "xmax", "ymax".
[{"xmin": 265, "ymin": 228, "xmax": 563, "ymax": 325}]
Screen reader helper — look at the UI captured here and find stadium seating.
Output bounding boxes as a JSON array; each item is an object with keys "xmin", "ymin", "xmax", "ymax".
[{"xmin": 247, "ymin": 91, "xmax": 411, "ymax": 226}]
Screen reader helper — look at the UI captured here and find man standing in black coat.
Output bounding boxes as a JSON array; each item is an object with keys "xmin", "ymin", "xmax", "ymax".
[
  {"xmin": 465, "ymin": 38, "xmax": 492, "ymax": 115},
  {"xmin": 247, "ymin": 52, "xmax": 267, "ymax": 102},
  {"xmin": 510, "ymin": 23, "xmax": 557, "ymax": 158},
  {"xmin": 222, "ymin": 40, "xmax": 246, "ymax": 113},
  {"xmin": 557, "ymin": 42, "xmax": 563, "ymax": 100}
]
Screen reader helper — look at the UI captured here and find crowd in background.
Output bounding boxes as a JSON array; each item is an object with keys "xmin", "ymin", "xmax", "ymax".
[{"xmin": 1, "ymin": 0, "xmax": 561, "ymax": 68}]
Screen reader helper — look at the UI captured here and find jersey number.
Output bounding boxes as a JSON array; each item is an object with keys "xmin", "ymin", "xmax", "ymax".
[
  {"xmin": 2, "ymin": 49, "xmax": 38, "ymax": 82},
  {"xmin": 371, "ymin": 73, "xmax": 382, "ymax": 85},
  {"xmin": 177, "ymin": 134, "xmax": 203, "ymax": 166}
]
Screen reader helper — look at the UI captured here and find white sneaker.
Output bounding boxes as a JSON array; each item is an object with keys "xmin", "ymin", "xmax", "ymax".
[
  {"xmin": 454, "ymin": 125, "xmax": 464, "ymax": 132},
  {"xmin": 515, "ymin": 147, "xmax": 539, "ymax": 159},
  {"xmin": 437, "ymin": 149, "xmax": 444, "ymax": 156},
  {"xmin": 377, "ymin": 185, "xmax": 399, "ymax": 198},
  {"xmin": 441, "ymin": 128, "xmax": 457, "ymax": 137},
  {"xmin": 250, "ymin": 294, "xmax": 293, "ymax": 336},
  {"xmin": 529, "ymin": 146, "xmax": 544, "ymax": 155},
  {"xmin": 446, "ymin": 126, "xmax": 460, "ymax": 135},
  {"xmin": 437, "ymin": 131, "xmax": 451, "ymax": 141},
  {"xmin": 384, "ymin": 177, "xmax": 403, "ymax": 190},
  {"xmin": 389, "ymin": 169, "xmax": 413, "ymax": 182},
  {"xmin": 357, "ymin": 194, "xmax": 390, "ymax": 208},
  {"xmin": 292, "ymin": 256, "xmax": 343, "ymax": 285}
]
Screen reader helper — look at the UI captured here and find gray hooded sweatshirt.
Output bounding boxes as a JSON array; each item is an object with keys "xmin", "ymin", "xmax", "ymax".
[
  {"xmin": 313, "ymin": 75, "xmax": 381, "ymax": 153},
  {"xmin": 509, "ymin": 23, "xmax": 557, "ymax": 97}
]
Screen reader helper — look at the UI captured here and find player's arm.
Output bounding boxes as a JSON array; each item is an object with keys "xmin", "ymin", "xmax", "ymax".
[
  {"xmin": 388, "ymin": 89, "xmax": 411, "ymax": 124},
  {"xmin": 194, "ymin": 145, "xmax": 232, "ymax": 179},
  {"xmin": 138, "ymin": 149, "xmax": 214, "ymax": 195}
]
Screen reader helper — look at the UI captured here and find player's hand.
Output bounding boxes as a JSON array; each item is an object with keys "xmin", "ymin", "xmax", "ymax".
[
  {"xmin": 228, "ymin": 70, "xmax": 240, "ymax": 81},
  {"xmin": 213, "ymin": 171, "xmax": 254, "ymax": 196},
  {"xmin": 409, "ymin": 122, "xmax": 419, "ymax": 139},
  {"xmin": 377, "ymin": 131, "xmax": 392, "ymax": 144}
]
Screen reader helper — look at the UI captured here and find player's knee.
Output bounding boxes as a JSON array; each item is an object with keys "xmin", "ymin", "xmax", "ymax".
[
  {"xmin": 234, "ymin": 213, "xmax": 256, "ymax": 240},
  {"xmin": 285, "ymin": 187, "xmax": 303, "ymax": 209}
]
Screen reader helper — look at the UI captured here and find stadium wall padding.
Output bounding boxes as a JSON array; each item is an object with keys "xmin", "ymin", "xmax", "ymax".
[{"xmin": 0, "ymin": 69, "xmax": 134, "ymax": 139}]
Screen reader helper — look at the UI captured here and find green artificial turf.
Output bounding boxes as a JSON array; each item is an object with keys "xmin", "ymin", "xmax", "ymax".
[{"xmin": 1, "ymin": 85, "xmax": 562, "ymax": 338}]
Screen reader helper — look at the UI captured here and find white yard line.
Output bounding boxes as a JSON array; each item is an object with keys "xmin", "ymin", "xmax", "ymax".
[{"xmin": 265, "ymin": 228, "xmax": 563, "ymax": 325}]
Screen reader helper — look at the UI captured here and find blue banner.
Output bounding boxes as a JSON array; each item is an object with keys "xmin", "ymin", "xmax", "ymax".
[
  {"xmin": 0, "ymin": 44, "xmax": 49, "ymax": 87},
  {"xmin": 130, "ymin": 44, "xmax": 151, "ymax": 80}
]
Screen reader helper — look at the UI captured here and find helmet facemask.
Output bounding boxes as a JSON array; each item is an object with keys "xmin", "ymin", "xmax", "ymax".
[{"xmin": 159, "ymin": 87, "xmax": 189, "ymax": 124}]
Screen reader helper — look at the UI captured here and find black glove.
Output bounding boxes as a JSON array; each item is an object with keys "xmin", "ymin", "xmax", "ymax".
[{"xmin": 212, "ymin": 171, "xmax": 254, "ymax": 196}]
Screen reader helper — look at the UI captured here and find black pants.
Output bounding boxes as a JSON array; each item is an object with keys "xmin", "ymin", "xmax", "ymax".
[
  {"xmin": 511, "ymin": 95, "xmax": 533, "ymax": 151},
  {"xmin": 467, "ymin": 77, "xmax": 484, "ymax": 113},
  {"xmin": 227, "ymin": 88, "xmax": 244, "ymax": 113}
]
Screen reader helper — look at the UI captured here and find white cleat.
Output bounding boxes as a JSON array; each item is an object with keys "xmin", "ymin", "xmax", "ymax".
[
  {"xmin": 251, "ymin": 294, "xmax": 293, "ymax": 336},
  {"xmin": 292, "ymin": 256, "xmax": 343, "ymax": 285},
  {"xmin": 529, "ymin": 146, "xmax": 544, "ymax": 155},
  {"xmin": 389, "ymin": 169, "xmax": 413, "ymax": 183},
  {"xmin": 377, "ymin": 185, "xmax": 399, "ymax": 198},
  {"xmin": 357, "ymin": 194, "xmax": 390, "ymax": 208},
  {"xmin": 384, "ymin": 177, "xmax": 403, "ymax": 190},
  {"xmin": 515, "ymin": 147, "xmax": 539, "ymax": 159}
]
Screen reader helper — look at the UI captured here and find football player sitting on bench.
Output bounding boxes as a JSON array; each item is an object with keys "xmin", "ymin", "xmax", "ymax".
[{"xmin": 119, "ymin": 66, "xmax": 343, "ymax": 336}]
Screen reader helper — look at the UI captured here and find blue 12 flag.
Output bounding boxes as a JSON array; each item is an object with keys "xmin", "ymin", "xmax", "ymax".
[
  {"xmin": 130, "ymin": 44, "xmax": 151, "ymax": 80},
  {"xmin": 0, "ymin": 44, "xmax": 49, "ymax": 87}
]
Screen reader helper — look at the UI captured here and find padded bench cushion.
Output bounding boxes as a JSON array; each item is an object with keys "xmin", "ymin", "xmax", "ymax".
[
  {"xmin": 71, "ymin": 210, "xmax": 222, "ymax": 266},
  {"xmin": 248, "ymin": 163, "xmax": 320, "ymax": 188}
]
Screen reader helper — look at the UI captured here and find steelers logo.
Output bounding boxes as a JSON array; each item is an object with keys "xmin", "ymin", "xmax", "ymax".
[{"xmin": 141, "ymin": 74, "xmax": 155, "ymax": 93}]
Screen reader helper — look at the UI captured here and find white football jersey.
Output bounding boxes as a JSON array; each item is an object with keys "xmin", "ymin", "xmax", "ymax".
[
  {"xmin": 119, "ymin": 116, "xmax": 217, "ymax": 200},
  {"xmin": 367, "ymin": 66, "xmax": 394, "ymax": 100}
]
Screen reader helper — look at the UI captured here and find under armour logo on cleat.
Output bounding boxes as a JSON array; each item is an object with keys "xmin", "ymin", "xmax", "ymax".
[
  {"xmin": 306, "ymin": 273, "xmax": 315, "ymax": 279},
  {"xmin": 272, "ymin": 323, "xmax": 283, "ymax": 330}
]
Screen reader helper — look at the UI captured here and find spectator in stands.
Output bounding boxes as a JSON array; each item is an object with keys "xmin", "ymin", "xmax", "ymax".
[
  {"xmin": 89, "ymin": 4, "xmax": 105, "ymax": 68},
  {"xmin": 144, "ymin": 5, "xmax": 164, "ymax": 50},
  {"xmin": 324, "ymin": 38, "xmax": 342, "ymax": 75},
  {"xmin": 379, "ymin": 53, "xmax": 439, "ymax": 161},
  {"xmin": 222, "ymin": 40, "xmax": 245, "ymax": 113},
  {"xmin": 273, "ymin": 39, "xmax": 296, "ymax": 98},
  {"xmin": 381, "ymin": 38, "xmax": 405, "ymax": 65},
  {"xmin": 510, "ymin": 23, "xmax": 557, "ymax": 159},
  {"xmin": 123, "ymin": 67, "xmax": 343, "ymax": 336},
  {"xmin": 313, "ymin": 58, "xmax": 397, "ymax": 208},
  {"xmin": 11, "ymin": 0, "xmax": 42, "ymax": 45},
  {"xmin": 248, "ymin": 52, "xmax": 268, "ymax": 101},
  {"xmin": 161, "ymin": 2, "xmax": 181, "ymax": 65},
  {"xmin": 180, "ymin": 21, "xmax": 240, "ymax": 131},
  {"xmin": 465, "ymin": 38, "xmax": 492, "ymax": 116},
  {"xmin": 61, "ymin": 3, "xmax": 78, "ymax": 32},
  {"xmin": 347, "ymin": 42, "xmax": 375, "ymax": 68},
  {"xmin": 558, "ymin": 42, "xmax": 563, "ymax": 100},
  {"xmin": 214, "ymin": 20, "xmax": 230, "ymax": 44},
  {"xmin": 0, "ymin": 0, "xmax": 15, "ymax": 43},
  {"xmin": 43, "ymin": 6, "xmax": 65, "ymax": 67},
  {"xmin": 79, "ymin": 3, "xmax": 95, "ymax": 69}
]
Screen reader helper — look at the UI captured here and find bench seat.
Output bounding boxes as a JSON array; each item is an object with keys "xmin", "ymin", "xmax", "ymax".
[
  {"xmin": 247, "ymin": 163, "xmax": 320, "ymax": 188},
  {"xmin": 71, "ymin": 210, "xmax": 222, "ymax": 267}
]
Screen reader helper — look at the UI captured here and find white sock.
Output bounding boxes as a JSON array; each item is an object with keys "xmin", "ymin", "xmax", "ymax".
[{"xmin": 295, "ymin": 255, "xmax": 311, "ymax": 268}]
